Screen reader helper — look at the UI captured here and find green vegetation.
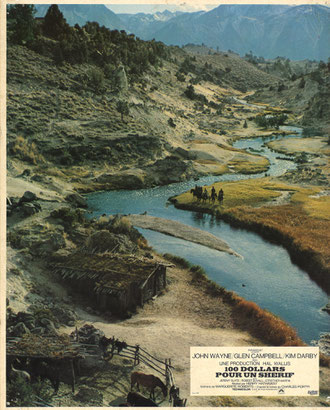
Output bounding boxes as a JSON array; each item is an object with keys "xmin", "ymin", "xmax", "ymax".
[
  {"xmin": 7, "ymin": 4, "xmax": 168, "ymax": 85},
  {"xmin": 294, "ymin": 152, "xmax": 308, "ymax": 164},
  {"xmin": 116, "ymin": 100, "xmax": 130, "ymax": 122},
  {"xmin": 42, "ymin": 4, "xmax": 70, "ymax": 40},
  {"xmin": 7, "ymin": 376, "xmax": 53, "ymax": 407},
  {"xmin": 184, "ymin": 84, "xmax": 222, "ymax": 112},
  {"xmin": 163, "ymin": 253, "xmax": 192, "ymax": 269},
  {"xmin": 254, "ymin": 113, "xmax": 287, "ymax": 129},
  {"xmin": 175, "ymin": 71, "xmax": 185, "ymax": 82},
  {"xmin": 190, "ymin": 264, "xmax": 206, "ymax": 280},
  {"xmin": 7, "ymin": 4, "xmax": 36, "ymax": 45}
]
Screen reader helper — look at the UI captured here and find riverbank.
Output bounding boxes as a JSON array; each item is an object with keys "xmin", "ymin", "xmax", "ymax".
[{"xmin": 171, "ymin": 177, "xmax": 330, "ymax": 294}]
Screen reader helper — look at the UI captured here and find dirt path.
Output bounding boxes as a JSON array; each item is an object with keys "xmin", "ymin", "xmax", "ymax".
[
  {"xmin": 128, "ymin": 214, "xmax": 241, "ymax": 257},
  {"xmin": 57, "ymin": 257, "xmax": 330, "ymax": 408}
]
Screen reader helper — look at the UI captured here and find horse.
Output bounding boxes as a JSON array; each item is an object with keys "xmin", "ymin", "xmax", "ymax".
[
  {"xmin": 29, "ymin": 358, "xmax": 60, "ymax": 392},
  {"xmin": 174, "ymin": 397, "xmax": 187, "ymax": 407},
  {"xmin": 131, "ymin": 371, "xmax": 167, "ymax": 400},
  {"xmin": 115, "ymin": 339, "xmax": 127, "ymax": 353},
  {"xmin": 169, "ymin": 385, "xmax": 180, "ymax": 403},
  {"xmin": 191, "ymin": 186, "xmax": 203, "ymax": 202},
  {"xmin": 218, "ymin": 189, "xmax": 224, "ymax": 204},
  {"xmin": 202, "ymin": 189, "xmax": 209, "ymax": 203},
  {"xmin": 127, "ymin": 391, "xmax": 158, "ymax": 407}
]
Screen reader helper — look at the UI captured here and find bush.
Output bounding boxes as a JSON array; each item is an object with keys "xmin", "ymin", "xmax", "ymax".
[
  {"xmin": 7, "ymin": 375, "xmax": 53, "ymax": 407},
  {"xmin": 190, "ymin": 264, "xmax": 206, "ymax": 280},
  {"xmin": 116, "ymin": 100, "xmax": 129, "ymax": 121},
  {"xmin": 184, "ymin": 84, "xmax": 196, "ymax": 100},
  {"xmin": 254, "ymin": 114, "xmax": 287, "ymax": 129},
  {"xmin": 175, "ymin": 71, "xmax": 185, "ymax": 82},
  {"xmin": 50, "ymin": 207, "xmax": 84, "ymax": 230},
  {"xmin": 87, "ymin": 67, "xmax": 105, "ymax": 93},
  {"xmin": 310, "ymin": 70, "xmax": 323, "ymax": 84},
  {"xmin": 8, "ymin": 136, "xmax": 45, "ymax": 164},
  {"xmin": 163, "ymin": 253, "xmax": 192, "ymax": 269},
  {"xmin": 111, "ymin": 215, "xmax": 132, "ymax": 234},
  {"xmin": 168, "ymin": 118, "xmax": 176, "ymax": 128},
  {"xmin": 294, "ymin": 152, "xmax": 308, "ymax": 164},
  {"xmin": 184, "ymin": 85, "xmax": 208, "ymax": 104}
]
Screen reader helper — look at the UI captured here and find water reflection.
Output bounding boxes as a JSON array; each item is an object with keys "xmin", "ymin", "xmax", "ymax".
[{"xmin": 191, "ymin": 212, "xmax": 207, "ymax": 226}]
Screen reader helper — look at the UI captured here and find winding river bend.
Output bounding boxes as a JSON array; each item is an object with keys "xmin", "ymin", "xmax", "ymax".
[{"xmin": 87, "ymin": 127, "xmax": 329, "ymax": 344}]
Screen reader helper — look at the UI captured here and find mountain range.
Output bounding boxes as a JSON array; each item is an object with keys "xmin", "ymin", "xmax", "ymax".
[{"xmin": 35, "ymin": 4, "xmax": 330, "ymax": 61}]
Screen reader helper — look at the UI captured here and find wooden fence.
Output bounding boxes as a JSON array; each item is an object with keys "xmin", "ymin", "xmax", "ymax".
[
  {"xmin": 103, "ymin": 337, "xmax": 187, "ymax": 406},
  {"xmin": 7, "ymin": 332, "xmax": 187, "ymax": 406},
  {"xmin": 74, "ymin": 331, "xmax": 187, "ymax": 406}
]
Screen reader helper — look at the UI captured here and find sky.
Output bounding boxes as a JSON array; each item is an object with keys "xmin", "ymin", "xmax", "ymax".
[{"xmin": 106, "ymin": 3, "xmax": 217, "ymax": 14}]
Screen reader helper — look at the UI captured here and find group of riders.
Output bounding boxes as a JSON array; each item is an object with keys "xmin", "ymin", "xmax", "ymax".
[{"xmin": 191, "ymin": 185, "xmax": 224, "ymax": 204}]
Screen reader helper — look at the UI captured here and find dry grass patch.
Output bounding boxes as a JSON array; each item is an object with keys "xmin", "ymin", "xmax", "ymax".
[
  {"xmin": 290, "ymin": 189, "xmax": 330, "ymax": 220},
  {"xmin": 194, "ymin": 160, "xmax": 228, "ymax": 175},
  {"xmin": 225, "ymin": 204, "xmax": 330, "ymax": 284},
  {"xmin": 10, "ymin": 135, "xmax": 45, "ymax": 165},
  {"xmin": 303, "ymin": 196, "xmax": 330, "ymax": 220},
  {"xmin": 227, "ymin": 157, "xmax": 269, "ymax": 174},
  {"xmin": 176, "ymin": 178, "xmax": 325, "ymax": 210},
  {"xmin": 176, "ymin": 178, "xmax": 294, "ymax": 208},
  {"xmin": 233, "ymin": 298, "xmax": 303, "ymax": 346},
  {"xmin": 174, "ymin": 178, "xmax": 329, "ymax": 289}
]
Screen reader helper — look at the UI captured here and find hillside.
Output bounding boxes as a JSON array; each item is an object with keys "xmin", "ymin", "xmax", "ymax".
[
  {"xmin": 7, "ymin": 39, "xmax": 279, "ymax": 192},
  {"xmin": 6, "ymin": 6, "xmax": 330, "ymax": 407},
  {"xmin": 249, "ymin": 62, "xmax": 330, "ymax": 131}
]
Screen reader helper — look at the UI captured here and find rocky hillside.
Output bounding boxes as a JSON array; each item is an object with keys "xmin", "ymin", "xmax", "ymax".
[
  {"xmin": 7, "ymin": 33, "xmax": 279, "ymax": 193},
  {"xmin": 249, "ymin": 63, "xmax": 330, "ymax": 131}
]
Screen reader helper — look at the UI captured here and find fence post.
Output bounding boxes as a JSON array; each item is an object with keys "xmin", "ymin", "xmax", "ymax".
[
  {"xmin": 70, "ymin": 359, "xmax": 75, "ymax": 393},
  {"xmin": 134, "ymin": 345, "xmax": 140, "ymax": 366},
  {"xmin": 165, "ymin": 359, "xmax": 170, "ymax": 387}
]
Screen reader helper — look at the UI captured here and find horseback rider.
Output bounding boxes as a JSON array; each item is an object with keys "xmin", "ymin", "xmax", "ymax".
[
  {"xmin": 211, "ymin": 186, "xmax": 217, "ymax": 202},
  {"xmin": 218, "ymin": 188, "xmax": 224, "ymax": 203}
]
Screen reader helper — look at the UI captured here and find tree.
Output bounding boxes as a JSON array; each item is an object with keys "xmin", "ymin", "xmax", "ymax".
[
  {"xmin": 243, "ymin": 120, "xmax": 248, "ymax": 128},
  {"xmin": 42, "ymin": 5, "xmax": 69, "ymax": 39},
  {"xmin": 184, "ymin": 84, "xmax": 196, "ymax": 100},
  {"xmin": 116, "ymin": 101, "xmax": 129, "ymax": 122},
  {"xmin": 7, "ymin": 4, "xmax": 36, "ymax": 45}
]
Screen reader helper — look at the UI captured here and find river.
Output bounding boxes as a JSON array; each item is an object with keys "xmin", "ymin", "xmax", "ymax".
[{"xmin": 87, "ymin": 128, "xmax": 329, "ymax": 344}]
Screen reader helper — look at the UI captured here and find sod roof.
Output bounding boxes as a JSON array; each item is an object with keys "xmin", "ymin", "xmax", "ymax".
[
  {"xmin": 53, "ymin": 253, "xmax": 161, "ymax": 294},
  {"xmin": 7, "ymin": 334, "xmax": 84, "ymax": 359}
]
